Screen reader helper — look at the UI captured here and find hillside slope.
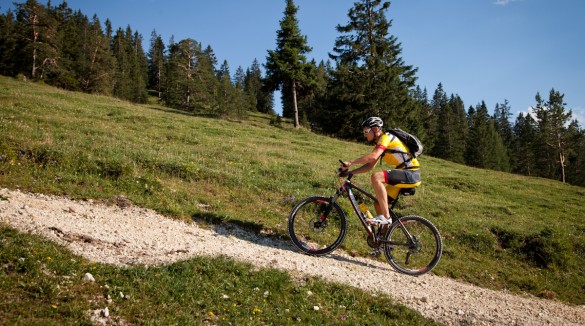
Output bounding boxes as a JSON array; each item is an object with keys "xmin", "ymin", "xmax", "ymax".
[{"xmin": 0, "ymin": 76, "xmax": 584, "ymax": 305}]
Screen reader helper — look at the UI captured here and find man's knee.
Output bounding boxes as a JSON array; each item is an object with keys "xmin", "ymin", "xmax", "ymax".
[{"xmin": 371, "ymin": 171, "xmax": 386, "ymax": 184}]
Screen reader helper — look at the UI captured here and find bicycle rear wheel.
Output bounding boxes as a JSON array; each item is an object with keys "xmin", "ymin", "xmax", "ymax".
[
  {"xmin": 288, "ymin": 196, "xmax": 347, "ymax": 256},
  {"xmin": 383, "ymin": 215, "xmax": 442, "ymax": 276}
]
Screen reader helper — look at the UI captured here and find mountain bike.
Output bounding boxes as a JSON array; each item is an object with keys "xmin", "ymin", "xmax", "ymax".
[{"xmin": 288, "ymin": 162, "xmax": 442, "ymax": 276}]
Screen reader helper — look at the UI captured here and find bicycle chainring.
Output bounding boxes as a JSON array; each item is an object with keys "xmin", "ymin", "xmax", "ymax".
[{"xmin": 367, "ymin": 234, "xmax": 381, "ymax": 248}]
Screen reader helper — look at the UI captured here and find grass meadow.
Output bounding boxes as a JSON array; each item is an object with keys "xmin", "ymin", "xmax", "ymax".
[{"xmin": 1, "ymin": 76, "xmax": 583, "ymax": 323}]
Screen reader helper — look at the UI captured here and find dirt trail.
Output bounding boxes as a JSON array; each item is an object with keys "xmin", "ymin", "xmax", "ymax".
[{"xmin": 1, "ymin": 188, "xmax": 583, "ymax": 325}]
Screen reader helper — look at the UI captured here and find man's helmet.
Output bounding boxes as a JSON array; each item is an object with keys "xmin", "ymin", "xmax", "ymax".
[{"xmin": 361, "ymin": 117, "xmax": 383, "ymax": 128}]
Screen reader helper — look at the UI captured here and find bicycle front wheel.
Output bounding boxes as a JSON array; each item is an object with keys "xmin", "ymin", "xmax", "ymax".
[
  {"xmin": 383, "ymin": 215, "xmax": 442, "ymax": 276},
  {"xmin": 288, "ymin": 196, "xmax": 347, "ymax": 256}
]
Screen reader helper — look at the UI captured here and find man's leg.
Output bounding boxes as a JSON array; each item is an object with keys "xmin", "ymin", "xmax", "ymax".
[
  {"xmin": 371, "ymin": 171, "xmax": 390, "ymax": 219},
  {"xmin": 370, "ymin": 171, "xmax": 391, "ymax": 256}
]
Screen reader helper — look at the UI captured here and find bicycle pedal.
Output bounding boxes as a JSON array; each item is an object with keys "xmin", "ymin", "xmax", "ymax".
[{"xmin": 369, "ymin": 249, "xmax": 382, "ymax": 256}]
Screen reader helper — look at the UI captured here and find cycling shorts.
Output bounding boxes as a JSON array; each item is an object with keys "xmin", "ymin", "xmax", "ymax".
[{"xmin": 383, "ymin": 169, "xmax": 421, "ymax": 186}]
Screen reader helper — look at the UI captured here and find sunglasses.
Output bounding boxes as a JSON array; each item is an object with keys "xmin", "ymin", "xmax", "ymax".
[{"xmin": 363, "ymin": 128, "xmax": 372, "ymax": 135}]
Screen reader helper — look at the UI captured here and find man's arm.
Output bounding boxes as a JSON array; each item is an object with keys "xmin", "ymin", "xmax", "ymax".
[{"xmin": 341, "ymin": 147, "xmax": 385, "ymax": 174}]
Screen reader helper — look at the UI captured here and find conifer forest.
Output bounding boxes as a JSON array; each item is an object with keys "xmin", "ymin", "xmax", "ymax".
[{"xmin": 1, "ymin": 0, "xmax": 584, "ymax": 186}]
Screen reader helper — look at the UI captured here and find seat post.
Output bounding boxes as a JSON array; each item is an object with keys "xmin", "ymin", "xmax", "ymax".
[{"xmin": 389, "ymin": 193, "xmax": 400, "ymax": 211}]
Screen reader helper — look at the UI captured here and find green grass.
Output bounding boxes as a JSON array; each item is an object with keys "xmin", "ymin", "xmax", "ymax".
[
  {"xmin": 0, "ymin": 226, "xmax": 440, "ymax": 325},
  {"xmin": 0, "ymin": 75, "xmax": 584, "ymax": 314}
]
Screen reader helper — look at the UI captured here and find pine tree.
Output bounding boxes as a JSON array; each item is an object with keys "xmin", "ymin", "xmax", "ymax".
[
  {"xmin": 167, "ymin": 38, "xmax": 199, "ymax": 110},
  {"xmin": 197, "ymin": 44, "xmax": 220, "ymax": 112},
  {"xmin": 48, "ymin": 4, "xmax": 81, "ymax": 89},
  {"xmin": 162, "ymin": 40, "xmax": 220, "ymax": 113},
  {"xmin": 14, "ymin": 0, "xmax": 51, "ymax": 79},
  {"xmin": 448, "ymin": 95, "xmax": 467, "ymax": 163},
  {"xmin": 411, "ymin": 86, "xmax": 432, "ymax": 146},
  {"xmin": 0, "ymin": 10, "xmax": 18, "ymax": 76},
  {"xmin": 161, "ymin": 36, "xmax": 182, "ymax": 108},
  {"xmin": 512, "ymin": 112, "xmax": 538, "ymax": 176},
  {"xmin": 465, "ymin": 101, "xmax": 509, "ymax": 171},
  {"xmin": 130, "ymin": 30, "xmax": 148, "ymax": 103},
  {"xmin": 565, "ymin": 124, "xmax": 585, "ymax": 186},
  {"xmin": 233, "ymin": 65, "xmax": 251, "ymax": 116},
  {"xmin": 493, "ymin": 99, "xmax": 514, "ymax": 148},
  {"xmin": 532, "ymin": 89, "xmax": 574, "ymax": 183},
  {"xmin": 78, "ymin": 14, "xmax": 115, "ymax": 94},
  {"xmin": 430, "ymin": 84, "xmax": 448, "ymax": 158},
  {"xmin": 324, "ymin": 0, "xmax": 417, "ymax": 138},
  {"xmin": 216, "ymin": 60, "xmax": 237, "ymax": 116},
  {"xmin": 485, "ymin": 118, "xmax": 510, "ymax": 172},
  {"xmin": 432, "ymin": 94, "xmax": 466, "ymax": 163},
  {"xmin": 265, "ymin": 0, "xmax": 313, "ymax": 128},
  {"xmin": 111, "ymin": 27, "xmax": 133, "ymax": 100},
  {"xmin": 245, "ymin": 59, "xmax": 274, "ymax": 114},
  {"xmin": 298, "ymin": 60, "xmax": 328, "ymax": 129},
  {"xmin": 234, "ymin": 66, "xmax": 246, "ymax": 92},
  {"xmin": 148, "ymin": 30, "xmax": 165, "ymax": 101},
  {"xmin": 465, "ymin": 102, "xmax": 490, "ymax": 167}
]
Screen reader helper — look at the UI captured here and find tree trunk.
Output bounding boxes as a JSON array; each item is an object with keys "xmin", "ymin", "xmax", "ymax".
[
  {"xmin": 560, "ymin": 151, "xmax": 566, "ymax": 183},
  {"xmin": 292, "ymin": 81, "xmax": 299, "ymax": 128},
  {"xmin": 31, "ymin": 14, "xmax": 38, "ymax": 79},
  {"xmin": 557, "ymin": 134, "xmax": 566, "ymax": 183}
]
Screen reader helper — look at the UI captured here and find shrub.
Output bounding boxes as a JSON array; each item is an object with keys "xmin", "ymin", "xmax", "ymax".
[{"xmin": 491, "ymin": 227, "xmax": 571, "ymax": 269}]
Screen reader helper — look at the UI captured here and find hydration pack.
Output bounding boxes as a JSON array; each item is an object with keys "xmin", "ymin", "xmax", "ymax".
[{"xmin": 386, "ymin": 128, "xmax": 423, "ymax": 169}]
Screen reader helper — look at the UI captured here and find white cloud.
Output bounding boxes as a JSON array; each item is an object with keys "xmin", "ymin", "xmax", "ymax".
[
  {"xmin": 493, "ymin": 0, "xmax": 521, "ymax": 6},
  {"xmin": 518, "ymin": 106, "xmax": 585, "ymax": 127},
  {"xmin": 571, "ymin": 107, "xmax": 585, "ymax": 126}
]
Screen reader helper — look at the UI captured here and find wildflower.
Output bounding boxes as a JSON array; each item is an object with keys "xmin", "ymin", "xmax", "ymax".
[
  {"xmin": 46, "ymin": 256, "xmax": 52, "ymax": 261},
  {"xmin": 252, "ymin": 307, "xmax": 262, "ymax": 315},
  {"xmin": 208, "ymin": 311, "xmax": 215, "ymax": 317},
  {"xmin": 52, "ymin": 305, "xmax": 58, "ymax": 309}
]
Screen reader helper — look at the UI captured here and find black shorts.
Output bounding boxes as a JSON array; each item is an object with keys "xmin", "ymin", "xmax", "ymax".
[{"xmin": 383, "ymin": 169, "xmax": 421, "ymax": 186}]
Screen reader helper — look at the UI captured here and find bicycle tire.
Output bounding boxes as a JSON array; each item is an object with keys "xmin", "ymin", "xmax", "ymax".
[
  {"xmin": 288, "ymin": 196, "xmax": 347, "ymax": 256},
  {"xmin": 383, "ymin": 215, "xmax": 442, "ymax": 276}
]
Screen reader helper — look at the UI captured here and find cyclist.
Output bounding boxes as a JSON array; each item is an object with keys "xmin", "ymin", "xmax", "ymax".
[{"xmin": 339, "ymin": 117, "xmax": 421, "ymax": 225}]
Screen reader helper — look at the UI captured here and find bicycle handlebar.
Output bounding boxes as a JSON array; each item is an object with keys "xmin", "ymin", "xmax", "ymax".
[{"xmin": 338, "ymin": 160, "xmax": 353, "ymax": 180}]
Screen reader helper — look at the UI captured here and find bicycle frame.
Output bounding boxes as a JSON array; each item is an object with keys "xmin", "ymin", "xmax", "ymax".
[
  {"xmin": 333, "ymin": 177, "xmax": 378, "ymax": 237},
  {"xmin": 331, "ymin": 175, "xmax": 415, "ymax": 248}
]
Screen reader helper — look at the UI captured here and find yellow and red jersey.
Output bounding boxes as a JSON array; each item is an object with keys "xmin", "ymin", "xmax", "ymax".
[{"xmin": 376, "ymin": 133, "xmax": 420, "ymax": 169}]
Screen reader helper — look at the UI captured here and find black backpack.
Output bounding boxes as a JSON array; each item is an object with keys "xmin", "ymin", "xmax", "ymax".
[{"xmin": 385, "ymin": 128, "xmax": 424, "ymax": 169}]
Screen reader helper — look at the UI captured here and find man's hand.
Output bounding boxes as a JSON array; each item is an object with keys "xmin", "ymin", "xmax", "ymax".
[
  {"xmin": 339, "ymin": 161, "xmax": 351, "ymax": 171},
  {"xmin": 338, "ymin": 160, "xmax": 352, "ymax": 178},
  {"xmin": 338, "ymin": 169, "xmax": 352, "ymax": 178}
]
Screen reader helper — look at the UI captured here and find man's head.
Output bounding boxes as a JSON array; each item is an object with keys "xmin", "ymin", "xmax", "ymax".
[{"xmin": 361, "ymin": 117, "xmax": 383, "ymax": 141}]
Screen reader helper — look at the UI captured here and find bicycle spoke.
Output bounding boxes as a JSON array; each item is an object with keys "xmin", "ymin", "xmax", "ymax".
[
  {"xmin": 383, "ymin": 216, "xmax": 442, "ymax": 275},
  {"xmin": 288, "ymin": 197, "xmax": 347, "ymax": 256}
]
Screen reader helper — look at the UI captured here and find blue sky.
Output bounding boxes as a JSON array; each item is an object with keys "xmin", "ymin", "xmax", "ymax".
[{"xmin": 3, "ymin": 0, "xmax": 584, "ymax": 124}]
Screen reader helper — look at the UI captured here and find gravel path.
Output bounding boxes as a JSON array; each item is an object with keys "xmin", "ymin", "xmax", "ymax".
[{"xmin": 1, "ymin": 188, "xmax": 583, "ymax": 325}]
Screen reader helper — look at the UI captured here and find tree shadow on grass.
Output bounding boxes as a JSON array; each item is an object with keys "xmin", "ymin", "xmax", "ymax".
[{"xmin": 148, "ymin": 106, "xmax": 219, "ymax": 119}]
